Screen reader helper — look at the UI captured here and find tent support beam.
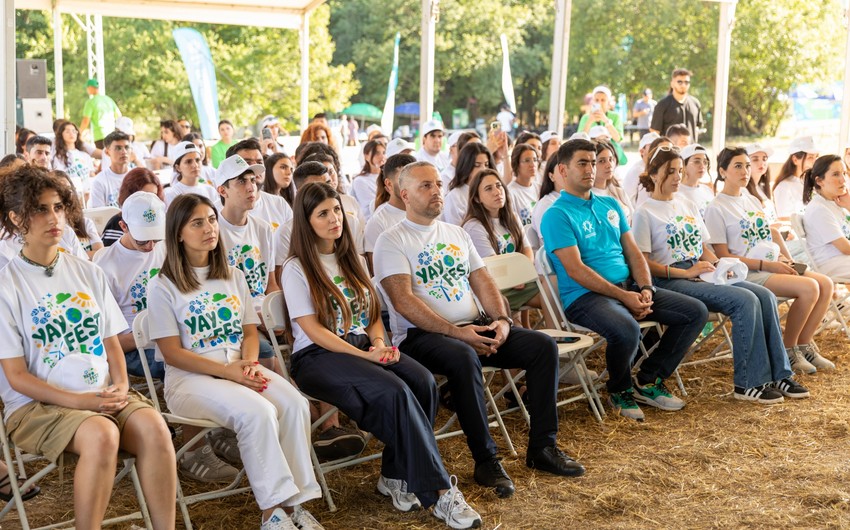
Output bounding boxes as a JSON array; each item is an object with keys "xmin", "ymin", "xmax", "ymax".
[
  {"xmin": 548, "ymin": 0, "xmax": 572, "ymax": 139},
  {"xmin": 53, "ymin": 8, "xmax": 64, "ymax": 119},
  {"xmin": 711, "ymin": 0, "xmax": 736, "ymax": 156},
  {"xmin": 419, "ymin": 0, "xmax": 437, "ymax": 128},
  {"xmin": 300, "ymin": 11, "xmax": 309, "ymax": 132}
]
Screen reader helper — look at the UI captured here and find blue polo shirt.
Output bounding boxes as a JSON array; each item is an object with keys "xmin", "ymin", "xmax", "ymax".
[{"xmin": 541, "ymin": 190, "xmax": 631, "ymax": 310}]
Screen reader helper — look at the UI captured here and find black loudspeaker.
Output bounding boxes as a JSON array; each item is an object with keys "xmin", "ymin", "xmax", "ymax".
[{"xmin": 16, "ymin": 59, "xmax": 48, "ymax": 99}]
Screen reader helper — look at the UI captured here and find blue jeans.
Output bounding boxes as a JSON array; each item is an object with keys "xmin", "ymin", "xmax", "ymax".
[
  {"xmin": 565, "ymin": 285, "xmax": 708, "ymax": 393},
  {"xmin": 126, "ymin": 348, "xmax": 165, "ymax": 381},
  {"xmin": 258, "ymin": 335, "xmax": 274, "ymax": 359},
  {"xmin": 656, "ymin": 278, "xmax": 792, "ymax": 388}
]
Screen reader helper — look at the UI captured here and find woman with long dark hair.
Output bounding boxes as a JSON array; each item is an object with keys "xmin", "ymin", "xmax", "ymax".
[
  {"xmin": 148, "ymin": 193, "xmax": 323, "ymax": 530},
  {"xmin": 51, "ymin": 121, "xmax": 95, "ymax": 193},
  {"xmin": 443, "ymin": 143, "xmax": 496, "ymax": 225},
  {"xmin": 283, "ymin": 182, "xmax": 480, "ymax": 528},
  {"xmin": 149, "ymin": 119, "xmax": 181, "ymax": 169},
  {"xmin": 773, "ymin": 137, "xmax": 818, "ymax": 219},
  {"xmin": 264, "ymin": 153, "xmax": 296, "ymax": 206},
  {"xmin": 351, "ymin": 140, "xmax": 387, "ymax": 220}
]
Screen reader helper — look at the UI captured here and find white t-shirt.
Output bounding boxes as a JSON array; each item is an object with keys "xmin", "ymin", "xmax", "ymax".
[
  {"xmin": 803, "ymin": 193, "xmax": 850, "ymax": 266},
  {"xmin": 0, "ymin": 226, "xmax": 88, "ymax": 262},
  {"xmin": 364, "ymin": 203, "xmax": 406, "ymax": 253},
  {"xmin": 340, "ymin": 194, "xmax": 365, "ymax": 254},
  {"xmin": 443, "ymin": 184, "xmax": 470, "ymax": 226},
  {"xmin": 164, "ymin": 179, "xmax": 220, "ymax": 210},
  {"xmin": 704, "ymin": 192, "xmax": 773, "ymax": 257},
  {"xmin": 149, "ymin": 140, "xmax": 176, "ymax": 166},
  {"xmin": 622, "ymin": 159, "xmax": 644, "ymax": 205},
  {"xmin": 632, "ymin": 197, "xmax": 708, "ymax": 265},
  {"xmin": 200, "ymin": 165, "xmax": 216, "ymax": 185},
  {"xmin": 594, "ymin": 187, "xmax": 635, "ymax": 224},
  {"xmin": 531, "ymin": 190, "xmax": 559, "ymax": 246},
  {"xmin": 0, "ymin": 254, "xmax": 127, "ymax": 418},
  {"xmin": 275, "ymin": 220, "xmax": 294, "ymax": 267},
  {"xmin": 750, "ymin": 187, "xmax": 778, "ymax": 224},
  {"xmin": 250, "ymin": 191, "xmax": 294, "ymax": 233},
  {"xmin": 148, "ymin": 266, "xmax": 260, "ymax": 366},
  {"xmin": 677, "ymin": 183, "xmax": 714, "ymax": 218},
  {"xmin": 218, "ymin": 214, "xmax": 275, "ymax": 312},
  {"xmin": 415, "ymin": 148, "xmax": 451, "ymax": 173},
  {"xmin": 282, "ymin": 254, "xmax": 371, "ymax": 353},
  {"xmin": 93, "ymin": 240, "xmax": 166, "ymax": 329},
  {"xmin": 52, "ymin": 149, "xmax": 94, "ymax": 193},
  {"xmin": 508, "ymin": 180, "xmax": 540, "ymax": 228},
  {"xmin": 351, "ymin": 173, "xmax": 379, "ymax": 221},
  {"xmin": 79, "ymin": 218, "xmax": 103, "ymax": 253},
  {"xmin": 497, "ymin": 110, "xmax": 515, "ymax": 132},
  {"xmin": 440, "ymin": 165, "xmax": 456, "ymax": 190},
  {"xmin": 373, "ymin": 219, "xmax": 484, "ymax": 345},
  {"xmin": 463, "ymin": 217, "xmax": 519, "ymax": 258},
  {"xmin": 90, "ymin": 166, "xmax": 128, "ymax": 208},
  {"xmin": 773, "ymin": 176, "xmax": 805, "ymax": 218}
]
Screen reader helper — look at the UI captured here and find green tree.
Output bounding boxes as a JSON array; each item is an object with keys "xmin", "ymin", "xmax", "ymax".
[{"xmin": 15, "ymin": 5, "xmax": 358, "ymax": 139}]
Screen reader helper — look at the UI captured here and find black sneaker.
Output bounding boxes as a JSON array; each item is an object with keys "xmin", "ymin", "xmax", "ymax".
[
  {"xmin": 733, "ymin": 384, "xmax": 784, "ymax": 404},
  {"xmin": 473, "ymin": 456, "xmax": 515, "ymax": 498},
  {"xmin": 773, "ymin": 378, "xmax": 810, "ymax": 399},
  {"xmin": 312, "ymin": 426, "xmax": 367, "ymax": 461},
  {"xmin": 526, "ymin": 446, "xmax": 585, "ymax": 477}
]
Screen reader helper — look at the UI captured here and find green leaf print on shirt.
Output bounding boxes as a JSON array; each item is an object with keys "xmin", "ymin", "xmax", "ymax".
[
  {"xmin": 30, "ymin": 291, "xmax": 105, "ymax": 368},
  {"xmin": 413, "ymin": 242, "xmax": 471, "ymax": 302}
]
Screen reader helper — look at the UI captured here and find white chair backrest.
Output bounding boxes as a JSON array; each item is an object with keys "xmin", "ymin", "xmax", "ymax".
[
  {"xmin": 524, "ymin": 223, "xmax": 541, "ymax": 252},
  {"xmin": 131, "ymin": 310, "xmax": 162, "ymax": 413},
  {"xmin": 790, "ymin": 213, "xmax": 806, "ymax": 238},
  {"xmin": 83, "ymin": 206, "xmax": 120, "ymax": 236},
  {"xmin": 533, "ymin": 246, "xmax": 574, "ymax": 331},
  {"xmin": 483, "ymin": 253, "xmax": 538, "ymax": 290},
  {"xmin": 261, "ymin": 291, "xmax": 293, "ymax": 380}
]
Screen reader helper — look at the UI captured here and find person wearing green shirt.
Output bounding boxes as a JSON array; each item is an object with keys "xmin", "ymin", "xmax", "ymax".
[
  {"xmin": 80, "ymin": 79, "xmax": 121, "ymax": 149},
  {"xmin": 578, "ymin": 85, "xmax": 627, "ymax": 166},
  {"xmin": 211, "ymin": 119, "xmax": 236, "ymax": 168}
]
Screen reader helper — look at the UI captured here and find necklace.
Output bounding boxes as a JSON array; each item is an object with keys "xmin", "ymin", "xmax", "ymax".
[{"xmin": 19, "ymin": 250, "xmax": 60, "ymax": 277}]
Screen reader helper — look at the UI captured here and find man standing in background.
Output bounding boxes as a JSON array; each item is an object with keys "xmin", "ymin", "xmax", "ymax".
[
  {"xmin": 79, "ymin": 78, "xmax": 121, "ymax": 149},
  {"xmin": 650, "ymin": 68, "xmax": 702, "ymax": 142},
  {"xmin": 632, "ymin": 89, "xmax": 656, "ymax": 138}
]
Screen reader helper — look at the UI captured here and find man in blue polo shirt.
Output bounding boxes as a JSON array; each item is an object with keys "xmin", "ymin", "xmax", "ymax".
[{"xmin": 541, "ymin": 139, "xmax": 707, "ymax": 421}]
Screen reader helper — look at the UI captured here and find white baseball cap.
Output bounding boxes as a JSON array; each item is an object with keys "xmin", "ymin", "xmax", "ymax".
[
  {"xmin": 639, "ymin": 132, "xmax": 660, "ymax": 150},
  {"xmin": 214, "ymin": 154, "xmax": 265, "ymax": 188},
  {"xmin": 122, "ymin": 191, "xmax": 166, "ymax": 241},
  {"xmin": 170, "ymin": 141, "xmax": 200, "ymax": 165},
  {"xmin": 588, "ymin": 126, "xmax": 610, "ymax": 139},
  {"xmin": 115, "ymin": 116, "xmax": 135, "ymax": 136},
  {"xmin": 540, "ymin": 131, "xmax": 560, "ymax": 144},
  {"xmin": 745, "ymin": 143, "xmax": 774, "ymax": 158},
  {"xmin": 421, "ymin": 120, "xmax": 445, "ymax": 137},
  {"xmin": 680, "ymin": 143, "xmax": 708, "ymax": 161},
  {"xmin": 447, "ymin": 130, "xmax": 464, "ymax": 148},
  {"xmin": 789, "ymin": 136, "xmax": 818, "ymax": 155},
  {"xmin": 591, "ymin": 85, "xmax": 612, "ymax": 99},
  {"xmin": 568, "ymin": 132, "xmax": 591, "ymax": 141},
  {"xmin": 261, "ymin": 114, "xmax": 279, "ymax": 128},
  {"xmin": 386, "ymin": 138, "xmax": 416, "ymax": 158}
]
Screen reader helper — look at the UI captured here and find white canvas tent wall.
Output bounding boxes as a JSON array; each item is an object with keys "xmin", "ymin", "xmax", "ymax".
[{"xmin": 4, "ymin": 0, "xmax": 324, "ymax": 153}]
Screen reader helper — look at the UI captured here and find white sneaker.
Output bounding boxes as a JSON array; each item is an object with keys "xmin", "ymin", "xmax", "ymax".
[
  {"xmin": 207, "ymin": 428, "xmax": 242, "ymax": 466},
  {"xmin": 799, "ymin": 343, "xmax": 835, "ymax": 370},
  {"xmin": 787, "ymin": 346, "xmax": 817, "ymax": 374},
  {"xmin": 179, "ymin": 444, "xmax": 239, "ymax": 483},
  {"xmin": 377, "ymin": 475, "xmax": 422, "ymax": 512},
  {"xmin": 432, "ymin": 476, "xmax": 482, "ymax": 529},
  {"xmin": 260, "ymin": 508, "xmax": 297, "ymax": 530},
  {"xmin": 289, "ymin": 505, "xmax": 324, "ymax": 530}
]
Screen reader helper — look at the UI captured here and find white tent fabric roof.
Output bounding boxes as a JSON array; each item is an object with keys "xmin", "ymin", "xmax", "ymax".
[{"xmin": 17, "ymin": 0, "xmax": 324, "ymax": 29}]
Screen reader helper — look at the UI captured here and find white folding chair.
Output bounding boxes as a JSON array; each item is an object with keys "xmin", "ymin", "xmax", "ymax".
[
  {"xmin": 486, "ymin": 252, "xmax": 602, "ymax": 422},
  {"xmin": 82, "ymin": 206, "xmax": 120, "ymax": 235},
  {"xmin": 132, "ymin": 311, "xmax": 250, "ymax": 530},
  {"xmin": 261, "ymin": 291, "xmax": 381, "ymax": 513},
  {"xmin": 791, "ymin": 213, "xmax": 850, "ymax": 340},
  {"xmin": 0, "ymin": 411, "xmax": 152, "ymax": 529}
]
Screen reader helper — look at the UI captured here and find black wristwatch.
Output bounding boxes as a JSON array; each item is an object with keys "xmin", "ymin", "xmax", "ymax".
[
  {"xmin": 496, "ymin": 315, "xmax": 514, "ymax": 326},
  {"xmin": 639, "ymin": 285, "xmax": 657, "ymax": 295}
]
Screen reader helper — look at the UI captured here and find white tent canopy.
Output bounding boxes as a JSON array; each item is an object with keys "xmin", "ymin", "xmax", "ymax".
[{"xmin": 5, "ymin": 0, "xmax": 324, "ymax": 152}]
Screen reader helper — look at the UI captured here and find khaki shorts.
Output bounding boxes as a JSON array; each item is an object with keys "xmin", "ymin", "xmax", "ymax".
[
  {"xmin": 746, "ymin": 270, "xmax": 773, "ymax": 286},
  {"xmin": 502, "ymin": 284, "xmax": 540, "ymax": 312},
  {"xmin": 6, "ymin": 391, "xmax": 153, "ymax": 464}
]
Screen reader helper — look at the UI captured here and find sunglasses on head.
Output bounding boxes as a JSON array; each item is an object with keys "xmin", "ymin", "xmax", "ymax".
[{"xmin": 649, "ymin": 145, "xmax": 681, "ymax": 165}]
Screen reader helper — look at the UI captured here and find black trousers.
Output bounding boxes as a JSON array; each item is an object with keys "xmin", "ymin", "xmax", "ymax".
[
  {"xmin": 400, "ymin": 326, "xmax": 560, "ymax": 464},
  {"xmin": 291, "ymin": 334, "xmax": 449, "ymax": 507}
]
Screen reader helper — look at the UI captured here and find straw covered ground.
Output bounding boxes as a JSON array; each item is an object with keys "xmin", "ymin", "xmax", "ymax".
[{"xmin": 8, "ymin": 327, "xmax": 850, "ymax": 530}]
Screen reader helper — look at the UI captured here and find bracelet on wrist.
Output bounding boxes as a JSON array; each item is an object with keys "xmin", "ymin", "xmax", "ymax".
[{"xmin": 371, "ymin": 337, "xmax": 386, "ymax": 346}]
